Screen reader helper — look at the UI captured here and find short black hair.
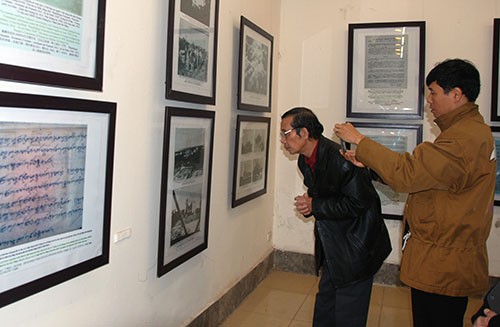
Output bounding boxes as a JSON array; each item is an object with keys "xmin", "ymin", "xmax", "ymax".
[
  {"xmin": 426, "ymin": 58, "xmax": 480, "ymax": 101},
  {"xmin": 281, "ymin": 107, "xmax": 324, "ymax": 139}
]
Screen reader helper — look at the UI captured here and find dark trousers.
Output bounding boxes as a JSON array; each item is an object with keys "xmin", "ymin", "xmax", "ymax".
[
  {"xmin": 411, "ymin": 288, "xmax": 468, "ymax": 327},
  {"xmin": 313, "ymin": 265, "xmax": 373, "ymax": 327}
]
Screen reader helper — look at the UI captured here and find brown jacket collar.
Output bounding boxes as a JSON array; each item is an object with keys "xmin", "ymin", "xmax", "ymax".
[{"xmin": 434, "ymin": 102, "xmax": 479, "ymax": 131}]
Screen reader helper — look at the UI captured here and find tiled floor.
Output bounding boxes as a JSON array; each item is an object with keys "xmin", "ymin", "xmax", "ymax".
[{"xmin": 220, "ymin": 270, "xmax": 484, "ymax": 327}]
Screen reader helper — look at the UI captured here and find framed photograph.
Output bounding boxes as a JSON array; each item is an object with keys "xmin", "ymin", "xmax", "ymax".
[
  {"xmin": 232, "ymin": 115, "xmax": 270, "ymax": 207},
  {"xmin": 350, "ymin": 122, "xmax": 422, "ymax": 220},
  {"xmin": 491, "ymin": 19, "xmax": 500, "ymax": 121},
  {"xmin": 165, "ymin": 0, "xmax": 220, "ymax": 104},
  {"xmin": 158, "ymin": 107, "xmax": 215, "ymax": 276},
  {"xmin": 0, "ymin": 1, "xmax": 106, "ymax": 91},
  {"xmin": 237, "ymin": 16, "xmax": 274, "ymax": 112},
  {"xmin": 347, "ymin": 21, "xmax": 425, "ymax": 119},
  {"xmin": 491, "ymin": 127, "xmax": 500, "ymax": 205},
  {"xmin": 0, "ymin": 92, "xmax": 116, "ymax": 308}
]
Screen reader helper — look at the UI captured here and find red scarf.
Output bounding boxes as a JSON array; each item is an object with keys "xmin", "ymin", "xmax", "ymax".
[{"xmin": 304, "ymin": 141, "xmax": 319, "ymax": 172}]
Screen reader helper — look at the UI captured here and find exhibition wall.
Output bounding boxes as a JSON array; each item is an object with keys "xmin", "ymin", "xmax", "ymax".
[
  {"xmin": 274, "ymin": 0, "xmax": 500, "ymax": 276},
  {"xmin": 1, "ymin": 0, "xmax": 500, "ymax": 326}
]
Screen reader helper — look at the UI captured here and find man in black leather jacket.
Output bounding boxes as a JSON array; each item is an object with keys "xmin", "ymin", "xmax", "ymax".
[{"xmin": 280, "ymin": 107, "xmax": 392, "ymax": 326}]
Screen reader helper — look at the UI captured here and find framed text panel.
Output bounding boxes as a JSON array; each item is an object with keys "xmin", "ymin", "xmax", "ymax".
[
  {"xmin": 0, "ymin": 1, "xmax": 106, "ymax": 90},
  {"xmin": 347, "ymin": 21, "xmax": 425, "ymax": 119},
  {"xmin": 351, "ymin": 122, "xmax": 422, "ymax": 219},
  {"xmin": 0, "ymin": 92, "xmax": 116, "ymax": 307}
]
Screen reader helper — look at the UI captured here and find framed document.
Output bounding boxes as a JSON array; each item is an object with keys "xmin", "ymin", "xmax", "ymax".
[
  {"xmin": 237, "ymin": 16, "xmax": 274, "ymax": 112},
  {"xmin": 347, "ymin": 21, "xmax": 425, "ymax": 119},
  {"xmin": 491, "ymin": 19, "xmax": 500, "ymax": 121},
  {"xmin": 0, "ymin": 1, "xmax": 106, "ymax": 90},
  {"xmin": 0, "ymin": 92, "xmax": 116, "ymax": 307},
  {"xmin": 491, "ymin": 126, "xmax": 500, "ymax": 205},
  {"xmin": 231, "ymin": 115, "xmax": 270, "ymax": 207},
  {"xmin": 350, "ymin": 122, "xmax": 422, "ymax": 219},
  {"xmin": 158, "ymin": 107, "xmax": 215, "ymax": 276},
  {"xmin": 165, "ymin": 0, "xmax": 220, "ymax": 104}
]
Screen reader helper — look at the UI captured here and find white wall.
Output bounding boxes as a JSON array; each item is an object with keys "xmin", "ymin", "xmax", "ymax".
[
  {"xmin": 3, "ymin": 0, "xmax": 500, "ymax": 325},
  {"xmin": 0, "ymin": 0, "xmax": 280, "ymax": 326},
  {"xmin": 274, "ymin": 0, "xmax": 500, "ymax": 276}
]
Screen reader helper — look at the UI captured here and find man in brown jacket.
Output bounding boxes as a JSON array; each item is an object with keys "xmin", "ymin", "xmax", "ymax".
[{"xmin": 334, "ymin": 59, "xmax": 496, "ymax": 327}]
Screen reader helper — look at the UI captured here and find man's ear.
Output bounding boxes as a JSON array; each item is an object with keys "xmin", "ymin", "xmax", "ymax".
[
  {"xmin": 300, "ymin": 127, "xmax": 310, "ymax": 139},
  {"xmin": 451, "ymin": 87, "xmax": 465, "ymax": 102}
]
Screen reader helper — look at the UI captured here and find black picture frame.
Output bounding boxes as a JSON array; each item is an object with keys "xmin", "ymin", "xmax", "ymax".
[
  {"xmin": 0, "ymin": 1, "xmax": 106, "ymax": 91},
  {"xmin": 491, "ymin": 126, "xmax": 500, "ymax": 205},
  {"xmin": 232, "ymin": 115, "xmax": 270, "ymax": 207},
  {"xmin": 347, "ymin": 21, "xmax": 425, "ymax": 119},
  {"xmin": 237, "ymin": 16, "xmax": 274, "ymax": 112},
  {"xmin": 165, "ymin": 0, "xmax": 220, "ymax": 104},
  {"xmin": 0, "ymin": 92, "xmax": 116, "ymax": 308},
  {"xmin": 350, "ymin": 122, "xmax": 422, "ymax": 220},
  {"xmin": 158, "ymin": 107, "xmax": 215, "ymax": 277},
  {"xmin": 491, "ymin": 19, "xmax": 500, "ymax": 121}
]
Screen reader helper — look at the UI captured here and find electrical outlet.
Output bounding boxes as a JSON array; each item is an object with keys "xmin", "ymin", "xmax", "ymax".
[{"xmin": 113, "ymin": 228, "xmax": 131, "ymax": 243}]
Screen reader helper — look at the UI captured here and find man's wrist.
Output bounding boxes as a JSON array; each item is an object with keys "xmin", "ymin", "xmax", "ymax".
[{"xmin": 355, "ymin": 135, "xmax": 365, "ymax": 145}]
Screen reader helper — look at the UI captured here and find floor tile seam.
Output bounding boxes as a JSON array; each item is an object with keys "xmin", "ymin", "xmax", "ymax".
[
  {"xmin": 260, "ymin": 285, "xmax": 315, "ymax": 297},
  {"xmin": 373, "ymin": 301, "xmax": 383, "ymax": 327},
  {"xmin": 380, "ymin": 287, "xmax": 411, "ymax": 310},
  {"xmin": 252, "ymin": 309, "xmax": 297, "ymax": 323},
  {"xmin": 287, "ymin": 291, "xmax": 312, "ymax": 325},
  {"xmin": 250, "ymin": 293, "xmax": 309, "ymax": 321}
]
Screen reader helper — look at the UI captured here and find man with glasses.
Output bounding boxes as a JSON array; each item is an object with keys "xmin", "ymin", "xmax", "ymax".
[{"xmin": 280, "ymin": 107, "xmax": 391, "ymax": 327}]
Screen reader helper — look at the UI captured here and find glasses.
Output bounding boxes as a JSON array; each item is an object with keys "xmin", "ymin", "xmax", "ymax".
[{"xmin": 280, "ymin": 127, "xmax": 297, "ymax": 138}]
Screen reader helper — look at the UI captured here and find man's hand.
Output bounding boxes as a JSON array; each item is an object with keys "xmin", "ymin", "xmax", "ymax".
[
  {"xmin": 340, "ymin": 149, "xmax": 366, "ymax": 168},
  {"xmin": 294, "ymin": 193, "xmax": 312, "ymax": 216},
  {"xmin": 473, "ymin": 309, "xmax": 498, "ymax": 327},
  {"xmin": 333, "ymin": 122, "xmax": 365, "ymax": 145}
]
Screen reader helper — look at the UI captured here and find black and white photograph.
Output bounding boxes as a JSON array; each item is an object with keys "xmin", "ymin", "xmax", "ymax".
[
  {"xmin": 158, "ymin": 107, "xmax": 215, "ymax": 277},
  {"xmin": 232, "ymin": 115, "xmax": 270, "ymax": 207},
  {"xmin": 180, "ymin": 0, "xmax": 211, "ymax": 26},
  {"xmin": 177, "ymin": 19, "xmax": 209, "ymax": 83},
  {"xmin": 350, "ymin": 122, "xmax": 422, "ymax": 219},
  {"xmin": 0, "ymin": 92, "xmax": 116, "ymax": 308},
  {"xmin": 252, "ymin": 157, "xmax": 264, "ymax": 182},
  {"xmin": 244, "ymin": 35, "xmax": 269, "ymax": 95},
  {"xmin": 347, "ymin": 21, "xmax": 425, "ymax": 119},
  {"xmin": 238, "ymin": 16, "xmax": 274, "ymax": 112},
  {"xmin": 166, "ymin": 0, "xmax": 219, "ymax": 104},
  {"xmin": 173, "ymin": 127, "xmax": 205, "ymax": 183},
  {"xmin": 239, "ymin": 160, "xmax": 253, "ymax": 187},
  {"xmin": 170, "ymin": 184, "xmax": 203, "ymax": 245}
]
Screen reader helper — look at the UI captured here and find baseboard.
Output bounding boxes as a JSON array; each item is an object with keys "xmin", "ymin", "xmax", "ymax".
[
  {"xmin": 187, "ymin": 253, "xmax": 274, "ymax": 327},
  {"xmin": 187, "ymin": 249, "xmax": 499, "ymax": 326},
  {"xmin": 273, "ymin": 249, "xmax": 404, "ymax": 286}
]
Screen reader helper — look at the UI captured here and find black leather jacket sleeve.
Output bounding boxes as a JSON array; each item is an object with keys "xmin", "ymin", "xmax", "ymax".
[
  {"xmin": 299, "ymin": 137, "xmax": 378, "ymax": 221},
  {"xmin": 311, "ymin": 160, "xmax": 376, "ymax": 221}
]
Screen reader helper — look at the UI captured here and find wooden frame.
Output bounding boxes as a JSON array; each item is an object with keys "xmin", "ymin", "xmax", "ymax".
[
  {"xmin": 350, "ymin": 122, "xmax": 422, "ymax": 219},
  {"xmin": 347, "ymin": 21, "xmax": 425, "ymax": 119},
  {"xmin": 165, "ymin": 0, "xmax": 220, "ymax": 104},
  {"xmin": 231, "ymin": 115, "xmax": 270, "ymax": 207},
  {"xmin": 491, "ymin": 19, "xmax": 500, "ymax": 121},
  {"xmin": 0, "ymin": 92, "xmax": 116, "ymax": 307},
  {"xmin": 237, "ymin": 16, "xmax": 274, "ymax": 112},
  {"xmin": 0, "ymin": 1, "xmax": 106, "ymax": 90},
  {"xmin": 158, "ymin": 107, "xmax": 215, "ymax": 276},
  {"xmin": 491, "ymin": 126, "xmax": 500, "ymax": 205}
]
